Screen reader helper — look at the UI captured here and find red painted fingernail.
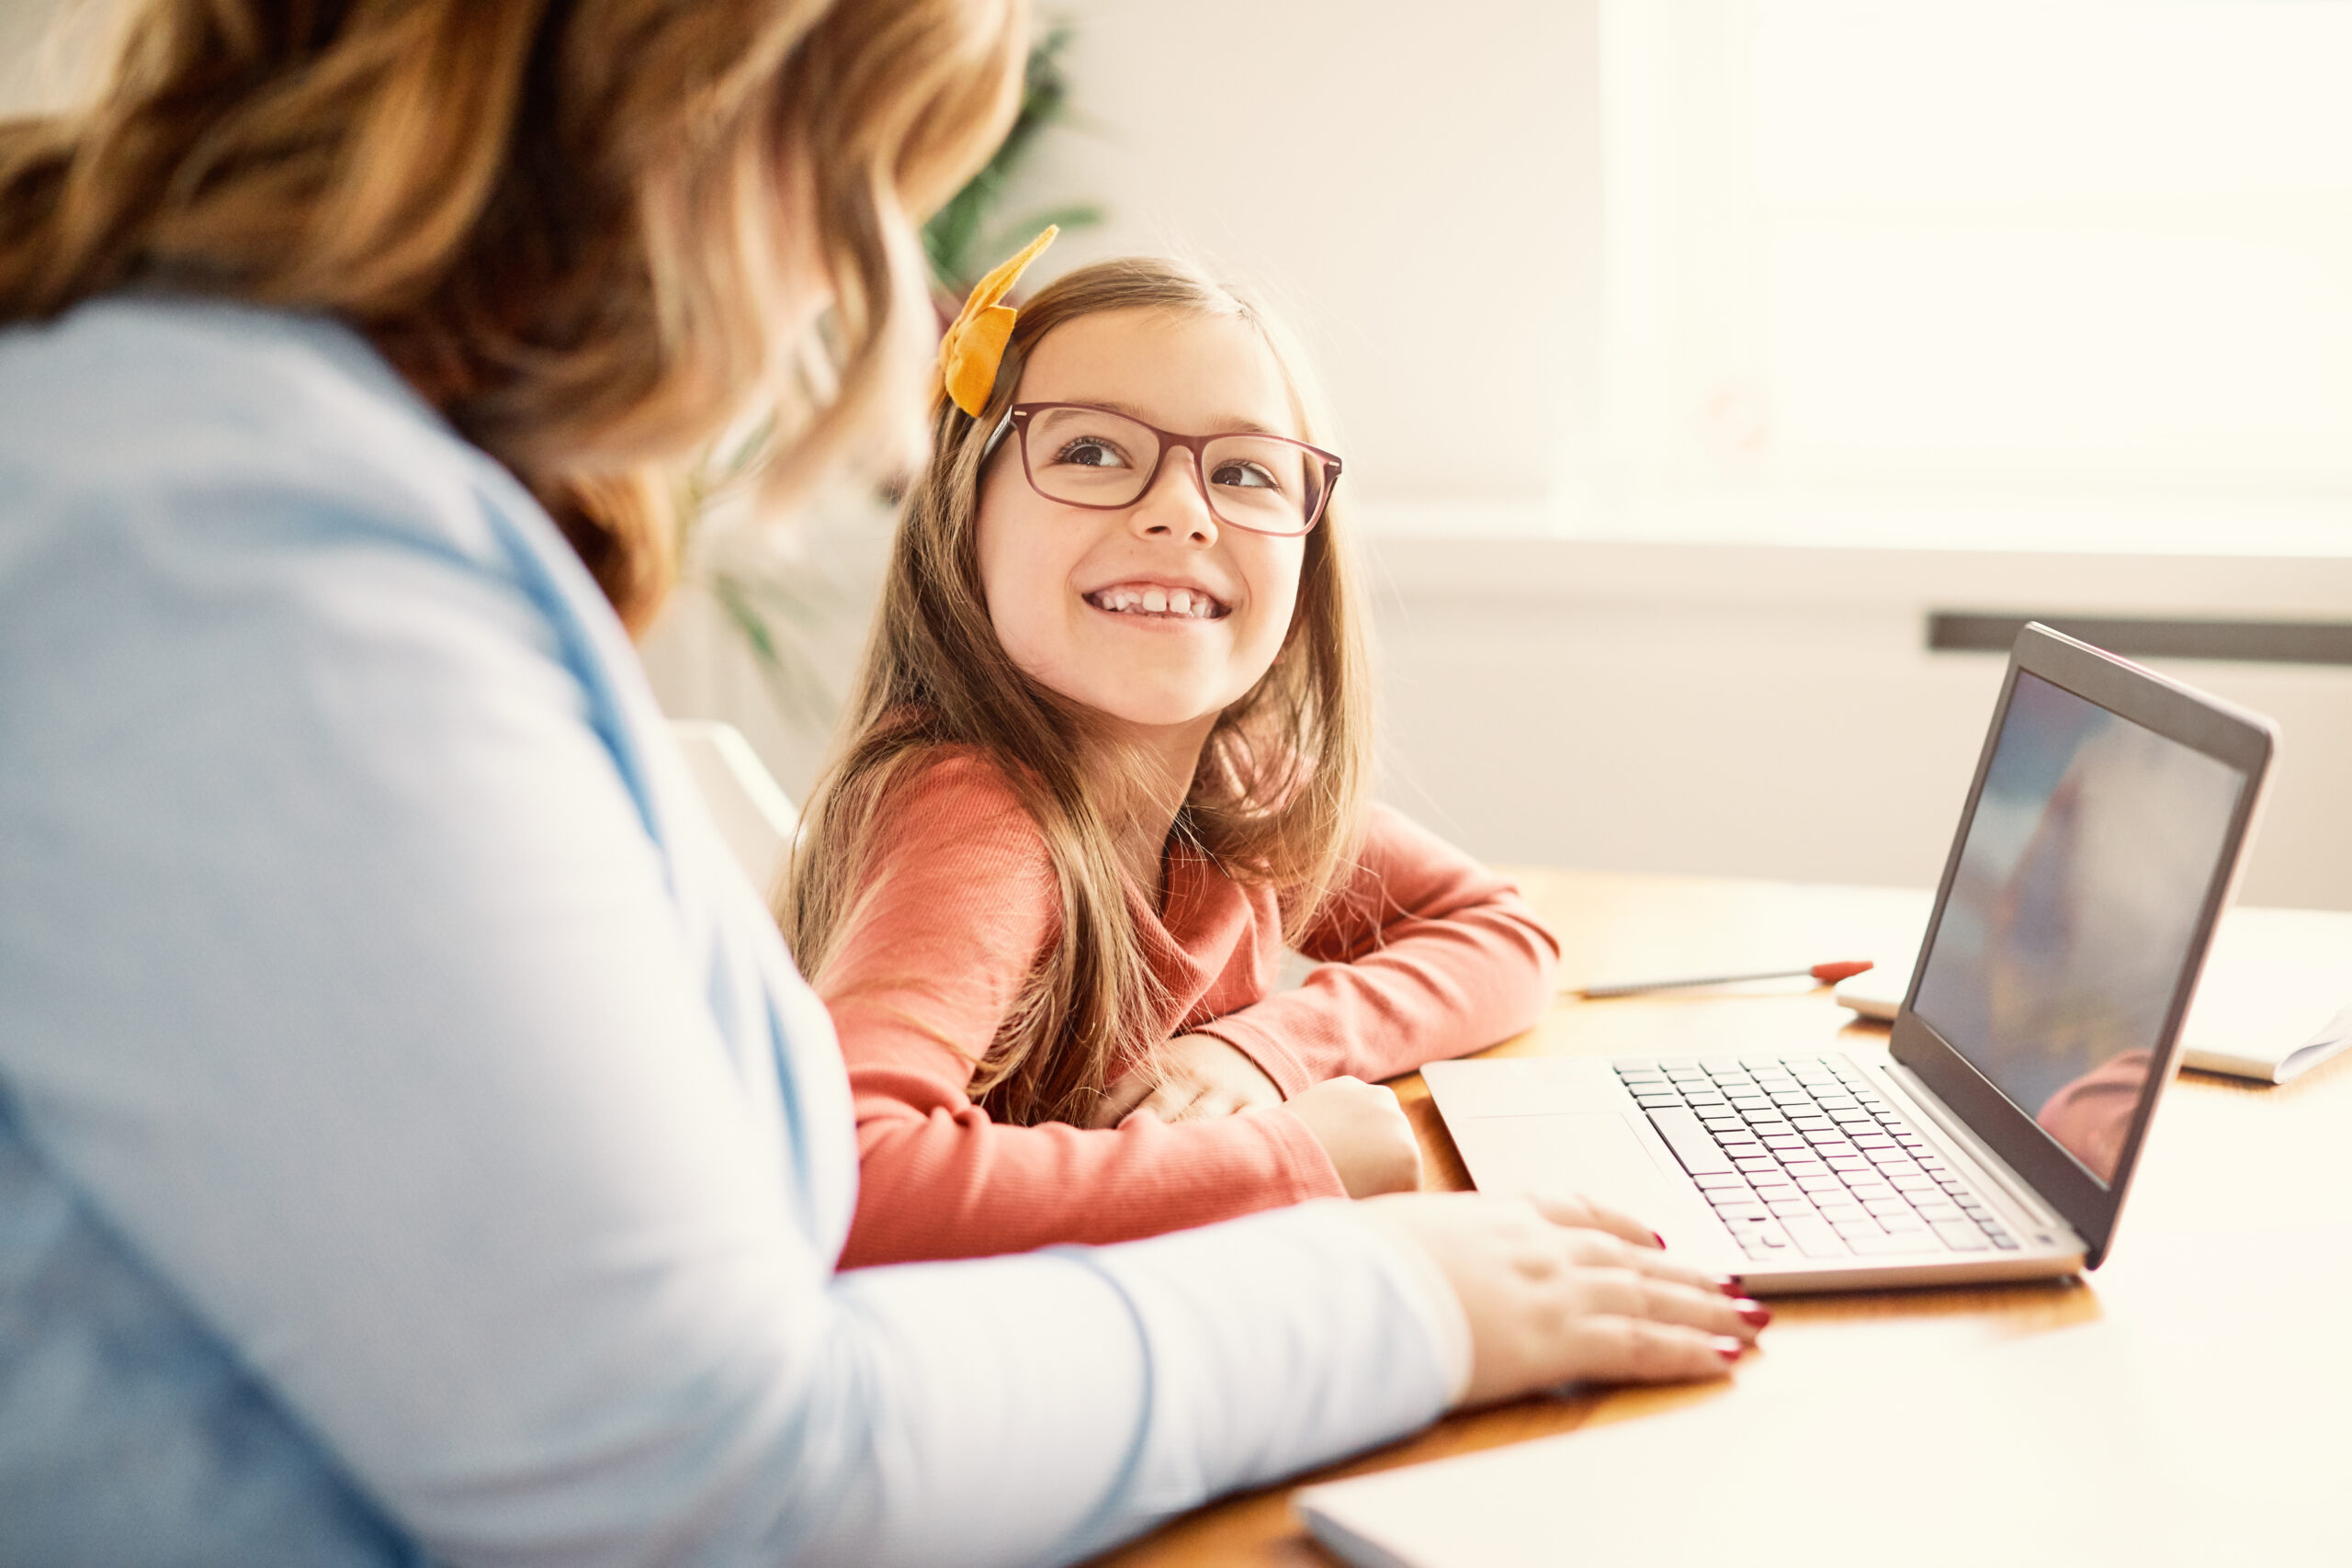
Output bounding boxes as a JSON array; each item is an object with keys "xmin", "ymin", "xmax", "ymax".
[
  {"xmin": 1649, "ymin": 1230, "xmax": 1668, "ymax": 1249},
  {"xmin": 1736, "ymin": 1299, "xmax": 1772, "ymax": 1328},
  {"xmin": 1715, "ymin": 1277, "xmax": 1744, "ymax": 1298},
  {"xmin": 1714, "ymin": 1336, "xmax": 1746, "ymax": 1362}
]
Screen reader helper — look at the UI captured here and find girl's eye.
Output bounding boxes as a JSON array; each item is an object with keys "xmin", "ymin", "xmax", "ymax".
[
  {"xmin": 1210, "ymin": 458, "xmax": 1282, "ymax": 491},
  {"xmin": 1053, "ymin": 437, "xmax": 1132, "ymax": 469}
]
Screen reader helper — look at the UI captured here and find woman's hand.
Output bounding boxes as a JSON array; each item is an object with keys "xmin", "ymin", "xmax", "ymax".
[
  {"xmin": 1363, "ymin": 1190, "xmax": 1767, "ymax": 1407},
  {"xmin": 1086, "ymin": 1033, "xmax": 1286, "ymax": 1128},
  {"xmin": 1283, "ymin": 1077, "xmax": 1423, "ymax": 1198}
]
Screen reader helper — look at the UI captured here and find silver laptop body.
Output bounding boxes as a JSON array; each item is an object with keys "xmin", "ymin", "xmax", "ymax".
[{"xmin": 1425, "ymin": 624, "xmax": 2276, "ymax": 1292}]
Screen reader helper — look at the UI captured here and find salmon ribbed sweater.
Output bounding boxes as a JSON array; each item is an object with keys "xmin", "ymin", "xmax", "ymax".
[{"xmin": 820, "ymin": 752, "xmax": 1560, "ymax": 1268}]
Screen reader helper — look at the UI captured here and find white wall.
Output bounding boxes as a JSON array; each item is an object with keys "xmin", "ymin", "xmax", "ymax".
[
  {"xmin": 910, "ymin": 0, "xmax": 2352, "ymax": 910},
  {"xmin": 1364, "ymin": 539, "xmax": 2352, "ymax": 910},
  {"xmin": 1004, "ymin": 0, "xmax": 1602, "ymax": 513}
]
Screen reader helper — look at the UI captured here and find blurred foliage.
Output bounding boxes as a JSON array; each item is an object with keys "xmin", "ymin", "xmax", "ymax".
[{"xmin": 922, "ymin": 20, "xmax": 1102, "ymax": 299}]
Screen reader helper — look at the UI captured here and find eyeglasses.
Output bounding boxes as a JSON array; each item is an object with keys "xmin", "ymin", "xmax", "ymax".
[{"xmin": 982, "ymin": 401, "xmax": 1342, "ymax": 536}]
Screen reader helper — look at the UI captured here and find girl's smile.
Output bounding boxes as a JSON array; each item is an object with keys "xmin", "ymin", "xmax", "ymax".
[
  {"xmin": 975, "ymin": 307, "xmax": 1307, "ymax": 746},
  {"xmin": 1082, "ymin": 578, "xmax": 1233, "ymax": 621}
]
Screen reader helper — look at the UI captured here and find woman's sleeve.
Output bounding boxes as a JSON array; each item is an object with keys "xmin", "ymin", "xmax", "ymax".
[
  {"xmin": 1194, "ymin": 805, "xmax": 1563, "ymax": 1093},
  {"xmin": 0, "ymin": 378, "xmax": 1446, "ymax": 1566},
  {"xmin": 824, "ymin": 761, "xmax": 1345, "ymax": 1268}
]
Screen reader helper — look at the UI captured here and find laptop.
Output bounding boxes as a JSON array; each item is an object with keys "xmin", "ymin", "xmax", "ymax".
[{"xmin": 1422, "ymin": 623, "xmax": 2277, "ymax": 1291}]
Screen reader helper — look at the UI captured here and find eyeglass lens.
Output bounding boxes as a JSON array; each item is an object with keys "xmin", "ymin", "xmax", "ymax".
[{"xmin": 1022, "ymin": 405, "xmax": 1323, "ymax": 534}]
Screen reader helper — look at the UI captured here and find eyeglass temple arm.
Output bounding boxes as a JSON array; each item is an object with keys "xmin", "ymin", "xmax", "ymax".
[{"xmin": 979, "ymin": 409, "xmax": 1016, "ymax": 464}]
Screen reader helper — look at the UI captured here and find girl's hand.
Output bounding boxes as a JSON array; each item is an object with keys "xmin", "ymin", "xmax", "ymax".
[
  {"xmin": 1087, "ymin": 1033, "xmax": 1285, "ymax": 1128},
  {"xmin": 1283, "ymin": 1077, "xmax": 1423, "ymax": 1198},
  {"xmin": 1363, "ymin": 1191, "xmax": 1766, "ymax": 1407}
]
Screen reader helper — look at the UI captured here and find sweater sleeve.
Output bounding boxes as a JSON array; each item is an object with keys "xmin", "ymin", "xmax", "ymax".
[
  {"xmin": 824, "ymin": 758, "xmax": 1345, "ymax": 1269},
  {"xmin": 1193, "ymin": 804, "xmax": 1562, "ymax": 1095}
]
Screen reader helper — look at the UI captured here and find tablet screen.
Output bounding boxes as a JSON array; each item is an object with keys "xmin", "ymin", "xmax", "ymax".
[{"xmin": 1910, "ymin": 671, "xmax": 2246, "ymax": 1184}]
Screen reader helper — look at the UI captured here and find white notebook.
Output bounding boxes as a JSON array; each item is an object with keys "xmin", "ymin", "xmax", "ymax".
[{"xmin": 1835, "ymin": 903, "xmax": 2351, "ymax": 1085}]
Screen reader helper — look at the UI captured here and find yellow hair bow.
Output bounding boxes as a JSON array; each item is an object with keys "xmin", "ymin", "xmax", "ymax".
[{"xmin": 939, "ymin": 225, "xmax": 1057, "ymax": 417}]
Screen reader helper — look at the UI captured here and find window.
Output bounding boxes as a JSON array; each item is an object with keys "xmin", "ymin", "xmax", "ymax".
[{"xmin": 1571, "ymin": 0, "xmax": 2352, "ymax": 553}]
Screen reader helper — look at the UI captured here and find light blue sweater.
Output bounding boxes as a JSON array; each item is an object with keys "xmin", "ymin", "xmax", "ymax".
[{"xmin": 0, "ymin": 299, "xmax": 1453, "ymax": 1566}]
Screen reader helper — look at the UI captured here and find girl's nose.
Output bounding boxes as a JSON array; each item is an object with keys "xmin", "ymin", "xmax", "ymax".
[{"xmin": 1129, "ymin": 452, "xmax": 1218, "ymax": 545}]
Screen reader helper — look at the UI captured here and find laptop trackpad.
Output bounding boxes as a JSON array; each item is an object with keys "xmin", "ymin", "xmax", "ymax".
[{"xmin": 1453, "ymin": 1111, "xmax": 1719, "ymax": 1245}]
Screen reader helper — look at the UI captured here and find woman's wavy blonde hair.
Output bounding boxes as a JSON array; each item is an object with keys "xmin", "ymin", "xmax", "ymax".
[
  {"xmin": 0, "ymin": 0, "xmax": 1026, "ymax": 631},
  {"xmin": 779, "ymin": 256, "xmax": 1372, "ymax": 1127}
]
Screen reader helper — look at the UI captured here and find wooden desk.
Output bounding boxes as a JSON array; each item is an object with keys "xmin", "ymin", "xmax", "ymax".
[{"xmin": 1091, "ymin": 868, "xmax": 2352, "ymax": 1567}]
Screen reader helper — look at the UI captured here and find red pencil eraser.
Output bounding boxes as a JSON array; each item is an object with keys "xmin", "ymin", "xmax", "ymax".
[{"xmin": 1810, "ymin": 960, "xmax": 1874, "ymax": 985}]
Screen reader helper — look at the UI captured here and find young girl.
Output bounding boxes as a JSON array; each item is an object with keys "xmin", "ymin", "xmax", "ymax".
[{"xmin": 782, "ymin": 246, "xmax": 1563, "ymax": 1268}]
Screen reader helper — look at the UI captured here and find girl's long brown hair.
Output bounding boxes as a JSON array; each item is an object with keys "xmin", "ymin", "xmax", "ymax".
[
  {"xmin": 0, "ymin": 0, "xmax": 1025, "ymax": 632},
  {"xmin": 780, "ymin": 257, "xmax": 1372, "ymax": 1126}
]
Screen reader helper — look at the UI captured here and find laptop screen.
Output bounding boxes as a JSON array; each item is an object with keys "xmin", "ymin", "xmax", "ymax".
[{"xmin": 1909, "ymin": 671, "xmax": 2247, "ymax": 1186}]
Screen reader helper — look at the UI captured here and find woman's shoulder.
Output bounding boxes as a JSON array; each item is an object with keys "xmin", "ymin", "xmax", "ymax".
[{"xmin": 0, "ymin": 296, "xmax": 530, "ymax": 561}]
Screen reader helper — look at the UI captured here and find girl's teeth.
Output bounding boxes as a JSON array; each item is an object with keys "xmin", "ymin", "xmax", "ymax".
[{"xmin": 1091, "ymin": 586, "xmax": 1220, "ymax": 616}]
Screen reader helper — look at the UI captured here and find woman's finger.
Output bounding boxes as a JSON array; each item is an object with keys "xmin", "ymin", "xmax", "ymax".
[
  {"xmin": 1558, "ymin": 1265, "xmax": 1762, "ymax": 1342},
  {"xmin": 1524, "ymin": 1189, "xmax": 1666, "ymax": 1249},
  {"xmin": 1563, "ymin": 1314, "xmax": 1747, "ymax": 1385},
  {"xmin": 1553, "ymin": 1228, "xmax": 1742, "ymax": 1299}
]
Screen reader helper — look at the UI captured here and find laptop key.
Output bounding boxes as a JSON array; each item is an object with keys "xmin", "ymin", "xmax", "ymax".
[
  {"xmin": 1849, "ymin": 1230, "xmax": 1939, "ymax": 1256},
  {"xmin": 1931, "ymin": 1219, "xmax": 1992, "ymax": 1252},
  {"xmin": 1646, "ymin": 1109, "xmax": 1736, "ymax": 1175},
  {"xmin": 1780, "ymin": 1215, "xmax": 1850, "ymax": 1258},
  {"xmin": 1691, "ymin": 1171, "xmax": 1749, "ymax": 1190}
]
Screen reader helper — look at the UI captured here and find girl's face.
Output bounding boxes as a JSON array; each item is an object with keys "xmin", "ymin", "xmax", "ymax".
[{"xmin": 975, "ymin": 308, "xmax": 1309, "ymax": 746}]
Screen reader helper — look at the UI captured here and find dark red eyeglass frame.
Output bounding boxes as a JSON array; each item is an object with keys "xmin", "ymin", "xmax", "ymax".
[{"xmin": 984, "ymin": 401, "xmax": 1344, "ymax": 536}]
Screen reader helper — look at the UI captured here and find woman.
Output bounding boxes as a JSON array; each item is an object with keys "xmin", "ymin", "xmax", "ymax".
[{"xmin": 0, "ymin": 4, "xmax": 1759, "ymax": 1564}]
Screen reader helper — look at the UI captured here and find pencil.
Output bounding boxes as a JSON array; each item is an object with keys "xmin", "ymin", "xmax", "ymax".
[{"xmin": 1573, "ymin": 960, "xmax": 1874, "ymax": 999}]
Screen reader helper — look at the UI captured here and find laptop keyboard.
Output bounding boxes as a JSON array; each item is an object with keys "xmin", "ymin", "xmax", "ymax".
[{"xmin": 1613, "ymin": 1054, "xmax": 2020, "ymax": 1263}]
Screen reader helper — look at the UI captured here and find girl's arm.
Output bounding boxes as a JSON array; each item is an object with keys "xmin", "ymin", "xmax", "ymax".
[
  {"xmin": 824, "ymin": 756, "xmax": 1350, "ymax": 1267},
  {"xmin": 1193, "ymin": 805, "xmax": 1563, "ymax": 1093}
]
